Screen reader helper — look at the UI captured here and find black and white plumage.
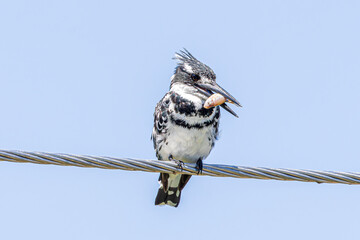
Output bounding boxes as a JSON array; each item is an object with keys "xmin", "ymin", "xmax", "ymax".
[{"xmin": 152, "ymin": 49, "xmax": 241, "ymax": 207}]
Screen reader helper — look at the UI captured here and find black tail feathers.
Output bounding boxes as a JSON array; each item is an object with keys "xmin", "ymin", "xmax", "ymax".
[
  {"xmin": 155, "ymin": 173, "xmax": 191, "ymax": 207},
  {"xmin": 155, "ymin": 186, "xmax": 182, "ymax": 207}
]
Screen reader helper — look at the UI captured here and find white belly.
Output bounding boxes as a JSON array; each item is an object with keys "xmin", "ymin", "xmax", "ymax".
[{"xmin": 159, "ymin": 124, "xmax": 214, "ymax": 163}]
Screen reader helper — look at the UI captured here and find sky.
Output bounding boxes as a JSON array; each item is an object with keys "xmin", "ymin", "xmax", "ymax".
[{"xmin": 0, "ymin": 1, "xmax": 360, "ymax": 239}]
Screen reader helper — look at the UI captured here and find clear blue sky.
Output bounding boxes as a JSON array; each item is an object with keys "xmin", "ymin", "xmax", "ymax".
[{"xmin": 0, "ymin": 1, "xmax": 359, "ymax": 239}]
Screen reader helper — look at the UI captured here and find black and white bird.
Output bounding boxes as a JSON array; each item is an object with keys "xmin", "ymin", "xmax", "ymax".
[{"xmin": 152, "ymin": 49, "xmax": 241, "ymax": 207}]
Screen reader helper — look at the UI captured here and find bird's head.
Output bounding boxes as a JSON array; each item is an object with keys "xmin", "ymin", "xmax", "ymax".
[{"xmin": 171, "ymin": 49, "xmax": 241, "ymax": 117}]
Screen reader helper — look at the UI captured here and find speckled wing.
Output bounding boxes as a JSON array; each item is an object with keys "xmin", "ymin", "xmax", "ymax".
[
  {"xmin": 151, "ymin": 94, "xmax": 171, "ymax": 160},
  {"xmin": 213, "ymin": 106, "xmax": 221, "ymax": 141}
]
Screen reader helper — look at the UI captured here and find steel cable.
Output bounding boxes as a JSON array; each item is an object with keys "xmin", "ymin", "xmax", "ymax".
[{"xmin": 0, "ymin": 150, "xmax": 359, "ymax": 185}]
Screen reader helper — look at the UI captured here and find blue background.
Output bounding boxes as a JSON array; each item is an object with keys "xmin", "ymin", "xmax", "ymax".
[{"xmin": 1, "ymin": 1, "xmax": 359, "ymax": 239}]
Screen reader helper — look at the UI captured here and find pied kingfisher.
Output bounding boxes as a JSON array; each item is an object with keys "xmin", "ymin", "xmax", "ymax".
[{"xmin": 152, "ymin": 49, "xmax": 241, "ymax": 207}]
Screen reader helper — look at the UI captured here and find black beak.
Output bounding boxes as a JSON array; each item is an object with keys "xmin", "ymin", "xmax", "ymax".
[{"xmin": 195, "ymin": 82, "xmax": 242, "ymax": 118}]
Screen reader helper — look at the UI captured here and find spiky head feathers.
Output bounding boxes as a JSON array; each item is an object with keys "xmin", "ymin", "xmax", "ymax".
[{"xmin": 173, "ymin": 49, "xmax": 216, "ymax": 81}]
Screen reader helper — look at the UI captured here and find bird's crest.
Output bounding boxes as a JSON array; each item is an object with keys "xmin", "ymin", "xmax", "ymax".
[
  {"xmin": 173, "ymin": 49, "xmax": 216, "ymax": 79},
  {"xmin": 173, "ymin": 49, "xmax": 199, "ymax": 67}
]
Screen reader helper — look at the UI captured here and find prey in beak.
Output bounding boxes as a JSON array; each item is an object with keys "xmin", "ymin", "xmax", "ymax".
[
  {"xmin": 172, "ymin": 48, "xmax": 241, "ymax": 118},
  {"xmin": 195, "ymin": 82, "xmax": 241, "ymax": 118}
]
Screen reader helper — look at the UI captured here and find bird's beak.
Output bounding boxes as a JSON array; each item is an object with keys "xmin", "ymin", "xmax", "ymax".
[{"xmin": 195, "ymin": 82, "xmax": 242, "ymax": 118}]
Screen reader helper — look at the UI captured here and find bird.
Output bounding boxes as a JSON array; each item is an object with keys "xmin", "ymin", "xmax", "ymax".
[{"xmin": 152, "ymin": 49, "xmax": 241, "ymax": 207}]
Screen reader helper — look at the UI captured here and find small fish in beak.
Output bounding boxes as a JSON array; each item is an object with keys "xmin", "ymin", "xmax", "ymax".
[
  {"xmin": 203, "ymin": 93, "xmax": 226, "ymax": 109},
  {"xmin": 195, "ymin": 82, "xmax": 242, "ymax": 117}
]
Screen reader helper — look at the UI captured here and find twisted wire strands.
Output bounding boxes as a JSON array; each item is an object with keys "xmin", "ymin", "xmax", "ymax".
[{"xmin": 0, "ymin": 150, "xmax": 360, "ymax": 185}]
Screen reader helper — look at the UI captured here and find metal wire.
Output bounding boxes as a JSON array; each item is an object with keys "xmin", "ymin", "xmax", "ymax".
[{"xmin": 0, "ymin": 149, "xmax": 359, "ymax": 185}]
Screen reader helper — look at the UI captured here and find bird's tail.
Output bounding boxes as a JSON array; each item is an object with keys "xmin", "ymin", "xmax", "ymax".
[{"xmin": 155, "ymin": 173, "xmax": 191, "ymax": 207}]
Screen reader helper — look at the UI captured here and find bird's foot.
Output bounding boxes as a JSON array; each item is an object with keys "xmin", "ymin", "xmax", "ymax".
[
  {"xmin": 196, "ymin": 159, "xmax": 203, "ymax": 175},
  {"xmin": 169, "ymin": 155, "xmax": 184, "ymax": 171}
]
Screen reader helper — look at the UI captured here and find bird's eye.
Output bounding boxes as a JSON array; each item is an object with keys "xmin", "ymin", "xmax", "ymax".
[{"xmin": 191, "ymin": 74, "xmax": 201, "ymax": 81}]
